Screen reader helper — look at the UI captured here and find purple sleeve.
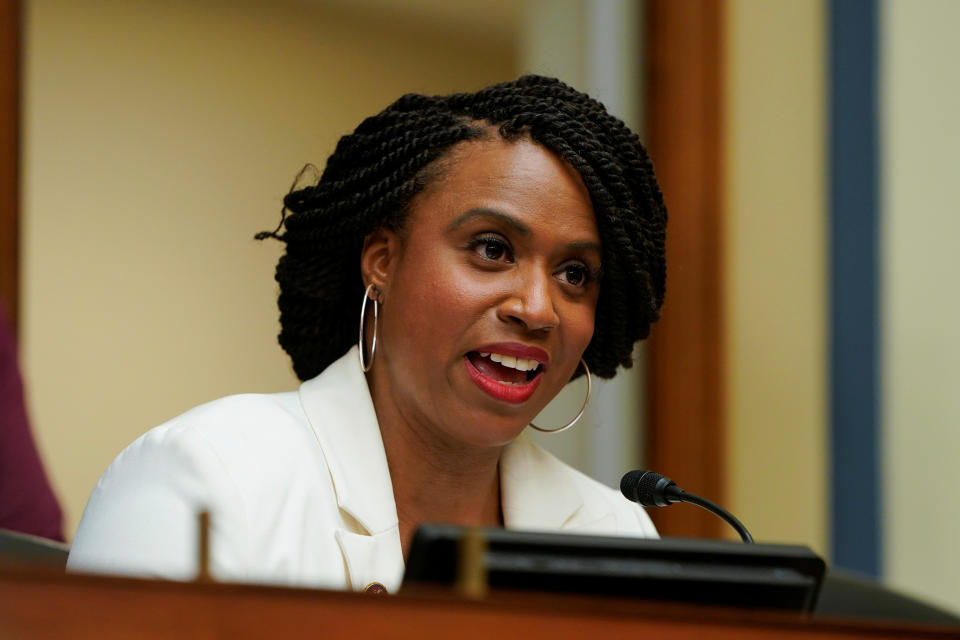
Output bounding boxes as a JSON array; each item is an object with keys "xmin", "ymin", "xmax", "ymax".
[{"xmin": 0, "ymin": 305, "xmax": 64, "ymax": 541}]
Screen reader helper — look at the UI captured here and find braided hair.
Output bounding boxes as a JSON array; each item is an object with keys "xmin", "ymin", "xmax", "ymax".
[{"xmin": 258, "ymin": 75, "xmax": 667, "ymax": 381}]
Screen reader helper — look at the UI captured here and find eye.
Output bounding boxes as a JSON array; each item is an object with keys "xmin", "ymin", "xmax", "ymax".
[
  {"xmin": 556, "ymin": 263, "xmax": 596, "ymax": 288},
  {"xmin": 469, "ymin": 234, "xmax": 514, "ymax": 263}
]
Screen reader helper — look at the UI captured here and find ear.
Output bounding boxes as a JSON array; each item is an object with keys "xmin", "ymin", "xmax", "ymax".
[{"xmin": 360, "ymin": 228, "xmax": 401, "ymax": 299}]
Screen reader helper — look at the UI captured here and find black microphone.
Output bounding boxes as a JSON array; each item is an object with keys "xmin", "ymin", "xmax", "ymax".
[{"xmin": 620, "ymin": 470, "xmax": 754, "ymax": 543}]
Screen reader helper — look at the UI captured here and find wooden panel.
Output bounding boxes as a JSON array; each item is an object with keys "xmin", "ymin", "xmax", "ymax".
[
  {"xmin": 0, "ymin": 0, "xmax": 20, "ymax": 334},
  {"xmin": 1, "ymin": 566, "xmax": 957, "ymax": 640},
  {"xmin": 644, "ymin": 0, "xmax": 726, "ymax": 538}
]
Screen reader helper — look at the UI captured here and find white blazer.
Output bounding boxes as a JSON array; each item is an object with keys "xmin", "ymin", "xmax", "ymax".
[{"xmin": 67, "ymin": 347, "xmax": 657, "ymax": 592}]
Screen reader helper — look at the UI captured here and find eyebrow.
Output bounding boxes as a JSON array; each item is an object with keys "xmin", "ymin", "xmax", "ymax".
[
  {"xmin": 445, "ymin": 207, "xmax": 602, "ymax": 256},
  {"xmin": 564, "ymin": 240, "xmax": 602, "ymax": 255},
  {"xmin": 445, "ymin": 208, "xmax": 531, "ymax": 236}
]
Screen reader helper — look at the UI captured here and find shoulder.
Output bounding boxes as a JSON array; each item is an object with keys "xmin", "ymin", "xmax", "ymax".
[
  {"xmin": 154, "ymin": 391, "xmax": 311, "ymax": 455},
  {"xmin": 160, "ymin": 391, "xmax": 306, "ymax": 440},
  {"xmin": 105, "ymin": 390, "xmax": 330, "ymax": 510},
  {"xmin": 106, "ymin": 391, "xmax": 318, "ymax": 484},
  {"xmin": 68, "ymin": 391, "xmax": 326, "ymax": 580}
]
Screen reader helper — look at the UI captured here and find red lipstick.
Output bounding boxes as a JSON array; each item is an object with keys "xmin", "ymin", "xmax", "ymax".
[{"xmin": 463, "ymin": 342, "xmax": 549, "ymax": 404}]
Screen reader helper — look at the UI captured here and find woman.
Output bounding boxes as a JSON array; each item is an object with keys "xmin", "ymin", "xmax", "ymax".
[{"xmin": 67, "ymin": 76, "xmax": 667, "ymax": 593}]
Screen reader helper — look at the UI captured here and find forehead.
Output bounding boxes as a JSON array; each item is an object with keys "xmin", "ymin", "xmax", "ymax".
[{"xmin": 405, "ymin": 138, "xmax": 598, "ymax": 239}]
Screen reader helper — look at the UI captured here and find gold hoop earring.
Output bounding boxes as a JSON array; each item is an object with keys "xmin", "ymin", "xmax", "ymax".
[
  {"xmin": 529, "ymin": 359, "xmax": 591, "ymax": 434},
  {"xmin": 358, "ymin": 284, "xmax": 379, "ymax": 372}
]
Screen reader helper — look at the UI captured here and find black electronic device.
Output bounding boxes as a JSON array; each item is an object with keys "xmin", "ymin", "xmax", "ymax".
[
  {"xmin": 404, "ymin": 524, "xmax": 826, "ymax": 612},
  {"xmin": 0, "ymin": 528, "xmax": 69, "ymax": 569}
]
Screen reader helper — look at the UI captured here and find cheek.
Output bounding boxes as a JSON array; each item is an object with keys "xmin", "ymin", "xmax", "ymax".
[
  {"xmin": 382, "ymin": 250, "xmax": 478, "ymax": 359},
  {"xmin": 562, "ymin": 302, "xmax": 597, "ymax": 361},
  {"xmin": 574, "ymin": 309, "xmax": 596, "ymax": 347}
]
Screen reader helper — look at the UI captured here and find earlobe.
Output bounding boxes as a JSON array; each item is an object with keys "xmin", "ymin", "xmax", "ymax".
[{"xmin": 360, "ymin": 228, "xmax": 399, "ymax": 298}]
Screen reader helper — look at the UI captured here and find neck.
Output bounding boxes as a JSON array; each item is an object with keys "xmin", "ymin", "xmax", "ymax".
[{"xmin": 367, "ymin": 369, "xmax": 504, "ymax": 559}]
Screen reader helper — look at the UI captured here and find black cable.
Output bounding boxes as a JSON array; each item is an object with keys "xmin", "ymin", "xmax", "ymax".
[{"xmin": 671, "ymin": 489, "xmax": 754, "ymax": 543}]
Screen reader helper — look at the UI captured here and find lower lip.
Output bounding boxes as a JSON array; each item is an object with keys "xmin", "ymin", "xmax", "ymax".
[{"xmin": 463, "ymin": 355, "xmax": 543, "ymax": 404}]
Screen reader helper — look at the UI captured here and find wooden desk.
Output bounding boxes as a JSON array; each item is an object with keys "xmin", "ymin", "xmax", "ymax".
[{"xmin": 2, "ymin": 564, "xmax": 958, "ymax": 639}]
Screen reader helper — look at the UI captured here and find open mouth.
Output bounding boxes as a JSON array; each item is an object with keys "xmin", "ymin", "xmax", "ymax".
[
  {"xmin": 463, "ymin": 350, "xmax": 545, "ymax": 404},
  {"xmin": 467, "ymin": 352, "xmax": 542, "ymax": 384}
]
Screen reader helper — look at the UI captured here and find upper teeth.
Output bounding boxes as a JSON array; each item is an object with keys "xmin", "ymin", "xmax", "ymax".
[{"xmin": 479, "ymin": 352, "xmax": 540, "ymax": 372}]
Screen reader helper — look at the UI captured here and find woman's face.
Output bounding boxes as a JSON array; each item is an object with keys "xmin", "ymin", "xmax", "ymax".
[{"xmin": 362, "ymin": 137, "xmax": 601, "ymax": 449}]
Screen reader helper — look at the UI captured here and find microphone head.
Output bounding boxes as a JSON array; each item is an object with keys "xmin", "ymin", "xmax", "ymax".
[{"xmin": 620, "ymin": 470, "xmax": 676, "ymax": 507}]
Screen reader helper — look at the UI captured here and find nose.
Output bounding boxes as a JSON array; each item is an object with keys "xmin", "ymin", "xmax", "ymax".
[{"xmin": 497, "ymin": 267, "xmax": 560, "ymax": 332}]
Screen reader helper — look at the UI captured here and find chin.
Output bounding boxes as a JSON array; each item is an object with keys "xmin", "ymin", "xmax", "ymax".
[
  {"xmin": 440, "ymin": 369, "xmax": 542, "ymax": 448},
  {"xmin": 450, "ymin": 409, "xmax": 531, "ymax": 449}
]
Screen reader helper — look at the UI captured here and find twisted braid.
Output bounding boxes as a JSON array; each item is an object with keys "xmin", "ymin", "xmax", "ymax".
[{"xmin": 259, "ymin": 75, "xmax": 667, "ymax": 381}]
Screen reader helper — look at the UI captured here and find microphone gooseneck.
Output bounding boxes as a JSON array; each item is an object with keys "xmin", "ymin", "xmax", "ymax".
[{"xmin": 620, "ymin": 470, "xmax": 755, "ymax": 543}]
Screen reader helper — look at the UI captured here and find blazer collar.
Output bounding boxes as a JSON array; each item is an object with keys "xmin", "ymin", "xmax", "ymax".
[
  {"xmin": 299, "ymin": 349, "xmax": 616, "ymax": 584},
  {"xmin": 298, "ymin": 346, "xmax": 399, "ymax": 536},
  {"xmin": 501, "ymin": 434, "xmax": 586, "ymax": 530}
]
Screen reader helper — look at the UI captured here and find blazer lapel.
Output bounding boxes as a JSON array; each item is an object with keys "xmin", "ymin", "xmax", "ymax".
[
  {"xmin": 335, "ymin": 528, "xmax": 404, "ymax": 592},
  {"xmin": 299, "ymin": 346, "xmax": 403, "ymax": 591},
  {"xmin": 501, "ymin": 434, "xmax": 619, "ymax": 533}
]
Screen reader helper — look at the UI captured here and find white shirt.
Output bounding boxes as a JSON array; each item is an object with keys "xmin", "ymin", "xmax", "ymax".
[{"xmin": 67, "ymin": 347, "xmax": 657, "ymax": 592}]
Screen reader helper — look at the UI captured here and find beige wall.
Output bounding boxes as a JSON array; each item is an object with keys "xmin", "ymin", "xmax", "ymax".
[
  {"xmin": 22, "ymin": 0, "xmax": 516, "ymax": 538},
  {"xmin": 882, "ymin": 0, "xmax": 960, "ymax": 612},
  {"xmin": 725, "ymin": 0, "xmax": 828, "ymax": 554}
]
